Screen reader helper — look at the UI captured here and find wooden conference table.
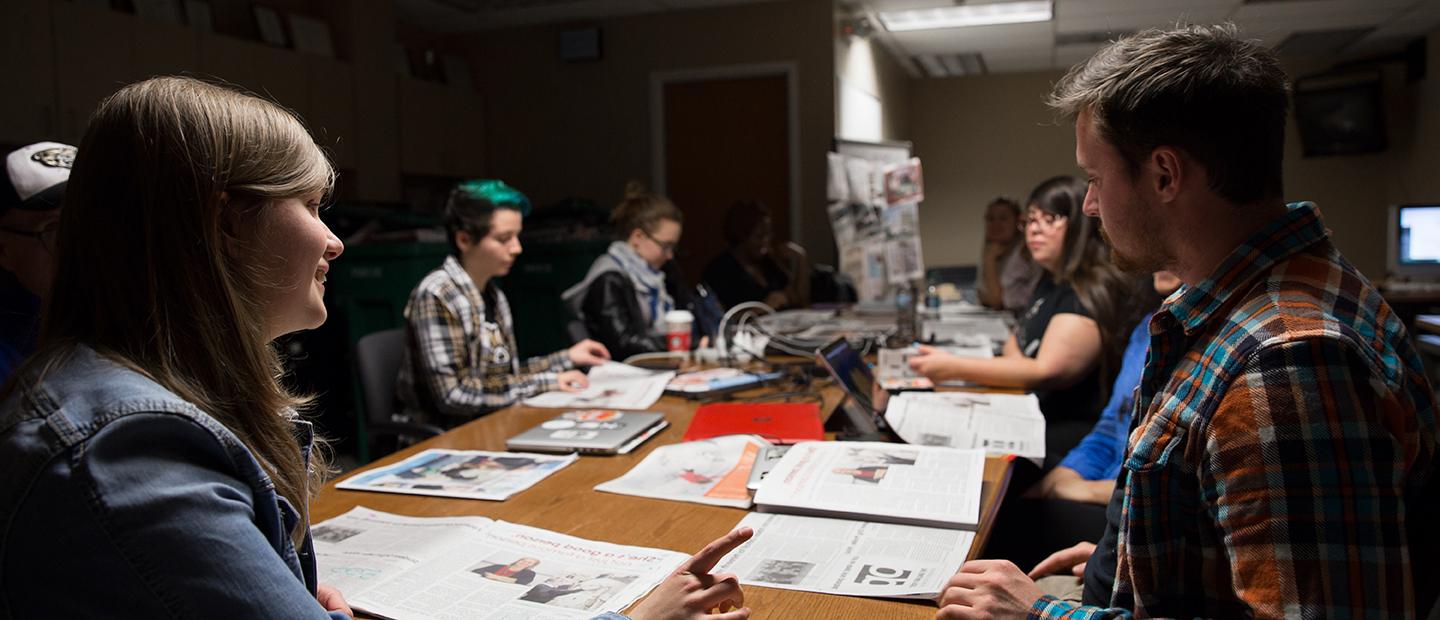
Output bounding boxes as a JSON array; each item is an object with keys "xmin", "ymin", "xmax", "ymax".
[{"xmin": 313, "ymin": 383, "xmax": 1015, "ymax": 620}]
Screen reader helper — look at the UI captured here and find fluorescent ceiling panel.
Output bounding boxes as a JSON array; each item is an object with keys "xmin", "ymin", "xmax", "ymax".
[{"xmin": 879, "ymin": 1, "xmax": 1053, "ymax": 32}]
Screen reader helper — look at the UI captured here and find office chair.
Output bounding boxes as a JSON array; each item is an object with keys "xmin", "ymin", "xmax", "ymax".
[{"xmin": 355, "ymin": 328, "xmax": 443, "ymax": 461}]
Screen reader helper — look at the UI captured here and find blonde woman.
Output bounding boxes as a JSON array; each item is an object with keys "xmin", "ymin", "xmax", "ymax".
[{"xmin": 0, "ymin": 76, "xmax": 750, "ymax": 620}]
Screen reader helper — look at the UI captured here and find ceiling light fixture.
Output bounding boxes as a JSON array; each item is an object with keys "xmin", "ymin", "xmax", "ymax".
[{"xmin": 878, "ymin": 1, "xmax": 1052, "ymax": 32}]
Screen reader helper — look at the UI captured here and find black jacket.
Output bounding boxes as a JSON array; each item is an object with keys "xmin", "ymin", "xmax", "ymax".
[{"xmin": 580, "ymin": 271, "xmax": 666, "ymax": 360}]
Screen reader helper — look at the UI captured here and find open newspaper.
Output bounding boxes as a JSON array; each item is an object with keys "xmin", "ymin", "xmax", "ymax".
[
  {"xmin": 753, "ymin": 441, "xmax": 985, "ymax": 530},
  {"xmin": 314, "ymin": 507, "xmax": 688, "ymax": 620},
  {"xmin": 594, "ymin": 434, "xmax": 768, "ymax": 508},
  {"xmin": 336, "ymin": 449, "xmax": 577, "ymax": 501},
  {"xmin": 875, "ymin": 345, "xmax": 991, "ymax": 390},
  {"xmin": 525, "ymin": 362, "xmax": 675, "ymax": 410},
  {"xmin": 715, "ymin": 512, "xmax": 973, "ymax": 599},
  {"xmin": 884, "ymin": 392, "xmax": 1046, "ymax": 464}
]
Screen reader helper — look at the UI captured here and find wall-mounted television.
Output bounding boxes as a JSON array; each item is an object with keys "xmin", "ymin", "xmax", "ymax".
[{"xmin": 1294, "ymin": 71, "xmax": 1386, "ymax": 157}]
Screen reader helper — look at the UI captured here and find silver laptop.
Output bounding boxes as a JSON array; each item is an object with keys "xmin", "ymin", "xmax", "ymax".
[{"xmin": 506, "ymin": 410, "xmax": 668, "ymax": 455}]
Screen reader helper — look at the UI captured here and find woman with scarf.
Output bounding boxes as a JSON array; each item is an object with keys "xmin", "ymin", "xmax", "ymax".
[{"xmin": 563, "ymin": 182, "xmax": 683, "ymax": 360}]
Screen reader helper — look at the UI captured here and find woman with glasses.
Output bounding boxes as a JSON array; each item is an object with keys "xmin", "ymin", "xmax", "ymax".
[
  {"xmin": 909, "ymin": 176, "xmax": 1150, "ymax": 463},
  {"xmin": 563, "ymin": 182, "xmax": 685, "ymax": 360}
]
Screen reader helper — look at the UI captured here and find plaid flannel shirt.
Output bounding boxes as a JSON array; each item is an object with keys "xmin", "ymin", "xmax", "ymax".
[
  {"xmin": 396, "ymin": 256, "xmax": 572, "ymax": 424},
  {"xmin": 1032, "ymin": 203, "xmax": 1439, "ymax": 619}
]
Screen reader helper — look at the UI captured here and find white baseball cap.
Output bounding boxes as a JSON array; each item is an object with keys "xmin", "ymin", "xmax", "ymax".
[{"xmin": 2, "ymin": 141, "xmax": 76, "ymax": 215}]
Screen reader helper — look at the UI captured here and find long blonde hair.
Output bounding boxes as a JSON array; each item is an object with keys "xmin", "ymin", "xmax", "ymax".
[{"xmin": 17, "ymin": 76, "xmax": 334, "ymax": 540}]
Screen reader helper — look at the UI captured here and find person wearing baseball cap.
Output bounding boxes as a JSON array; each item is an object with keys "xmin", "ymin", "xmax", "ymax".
[{"xmin": 1, "ymin": 141, "xmax": 75, "ymax": 383}]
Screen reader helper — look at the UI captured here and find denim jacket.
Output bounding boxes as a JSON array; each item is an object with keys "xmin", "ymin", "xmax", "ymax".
[{"xmin": 0, "ymin": 347, "xmax": 347, "ymax": 619}]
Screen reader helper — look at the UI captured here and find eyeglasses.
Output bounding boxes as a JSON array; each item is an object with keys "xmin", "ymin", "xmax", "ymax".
[
  {"xmin": 1019, "ymin": 212, "xmax": 1066, "ymax": 233},
  {"xmin": 643, "ymin": 229, "xmax": 679, "ymax": 254},
  {"xmin": 0, "ymin": 224, "xmax": 58, "ymax": 251}
]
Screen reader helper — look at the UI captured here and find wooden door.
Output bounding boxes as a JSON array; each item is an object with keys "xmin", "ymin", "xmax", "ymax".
[{"xmin": 662, "ymin": 74, "xmax": 790, "ymax": 285}]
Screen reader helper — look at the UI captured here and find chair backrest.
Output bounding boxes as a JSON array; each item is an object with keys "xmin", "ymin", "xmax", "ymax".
[{"xmin": 356, "ymin": 328, "xmax": 407, "ymax": 424}]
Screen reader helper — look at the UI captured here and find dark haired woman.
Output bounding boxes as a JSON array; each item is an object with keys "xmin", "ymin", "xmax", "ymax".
[
  {"xmin": 396, "ymin": 179, "xmax": 611, "ymax": 425},
  {"xmin": 701, "ymin": 200, "xmax": 808, "ymax": 310},
  {"xmin": 562, "ymin": 182, "xmax": 683, "ymax": 360},
  {"xmin": 909, "ymin": 176, "xmax": 1148, "ymax": 460}
]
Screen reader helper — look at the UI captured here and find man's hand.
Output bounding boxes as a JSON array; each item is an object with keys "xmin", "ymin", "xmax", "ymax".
[
  {"xmin": 628, "ymin": 527, "xmax": 755, "ymax": 620},
  {"xmin": 936, "ymin": 560, "xmax": 1045, "ymax": 620},
  {"xmin": 557, "ymin": 370, "xmax": 589, "ymax": 392},
  {"xmin": 567, "ymin": 339, "xmax": 611, "ymax": 366},
  {"xmin": 1028, "ymin": 541, "xmax": 1096, "ymax": 580},
  {"xmin": 316, "ymin": 584, "xmax": 353, "ymax": 616}
]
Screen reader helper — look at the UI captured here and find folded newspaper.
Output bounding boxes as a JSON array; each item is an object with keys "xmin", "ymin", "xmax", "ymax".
[
  {"xmin": 753, "ymin": 441, "xmax": 985, "ymax": 530},
  {"xmin": 594, "ymin": 434, "xmax": 768, "ymax": 508},
  {"xmin": 314, "ymin": 507, "xmax": 689, "ymax": 620},
  {"xmin": 525, "ymin": 362, "xmax": 675, "ymax": 410},
  {"xmin": 335, "ymin": 449, "xmax": 576, "ymax": 501},
  {"xmin": 715, "ymin": 512, "xmax": 973, "ymax": 599},
  {"xmin": 884, "ymin": 392, "xmax": 1046, "ymax": 464}
]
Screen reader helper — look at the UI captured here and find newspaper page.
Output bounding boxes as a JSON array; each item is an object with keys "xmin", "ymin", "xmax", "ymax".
[
  {"xmin": 594, "ymin": 434, "xmax": 768, "ymax": 508},
  {"xmin": 923, "ymin": 315, "xmax": 1013, "ymax": 345},
  {"xmin": 875, "ymin": 345, "xmax": 992, "ymax": 390},
  {"xmin": 884, "ymin": 392, "xmax": 1046, "ymax": 464},
  {"xmin": 314, "ymin": 507, "xmax": 689, "ymax": 620},
  {"xmin": 753, "ymin": 441, "xmax": 985, "ymax": 530},
  {"xmin": 715, "ymin": 512, "xmax": 972, "ymax": 599},
  {"xmin": 336, "ymin": 449, "xmax": 577, "ymax": 501},
  {"xmin": 525, "ymin": 362, "xmax": 675, "ymax": 410}
]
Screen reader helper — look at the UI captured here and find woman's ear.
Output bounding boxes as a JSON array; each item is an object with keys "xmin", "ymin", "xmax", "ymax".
[
  {"xmin": 627, "ymin": 228, "xmax": 646, "ymax": 248},
  {"xmin": 454, "ymin": 230, "xmax": 474, "ymax": 254},
  {"xmin": 216, "ymin": 191, "xmax": 245, "ymax": 258}
]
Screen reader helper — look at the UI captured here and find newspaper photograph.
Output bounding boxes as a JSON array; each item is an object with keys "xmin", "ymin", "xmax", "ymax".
[
  {"xmin": 525, "ymin": 362, "xmax": 675, "ymax": 410},
  {"xmin": 715, "ymin": 512, "xmax": 972, "ymax": 599},
  {"xmin": 335, "ymin": 449, "xmax": 577, "ymax": 501},
  {"xmin": 314, "ymin": 507, "xmax": 689, "ymax": 620},
  {"xmin": 884, "ymin": 392, "xmax": 1046, "ymax": 464},
  {"xmin": 594, "ymin": 434, "xmax": 768, "ymax": 508},
  {"xmin": 753, "ymin": 441, "xmax": 985, "ymax": 530},
  {"xmin": 882, "ymin": 158, "xmax": 924, "ymax": 206}
]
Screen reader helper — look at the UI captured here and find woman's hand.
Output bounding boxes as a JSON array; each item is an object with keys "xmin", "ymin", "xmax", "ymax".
[
  {"xmin": 567, "ymin": 339, "xmax": 611, "ymax": 367},
  {"xmin": 316, "ymin": 584, "xmax": 353, "ymax": 617},
  {"xmin": 557, "ymin": 370, "xmax": 589, "ymax": 392},
  {"xmin": 907, "ymin": 345, "xmax": 961, "ymax": 382},
  {"xmin": 628, "ymin": 527, "xmax": 755, "ymax": 620}
]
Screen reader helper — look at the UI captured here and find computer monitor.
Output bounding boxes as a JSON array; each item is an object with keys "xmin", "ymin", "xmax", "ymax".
[
  {"xmin": 816, "ymin": 338, "xmax": 876, "ymax": 414},
  {"xmin": 1387, "ymin": 204, "xmax": 1440, "ymax": 279}
]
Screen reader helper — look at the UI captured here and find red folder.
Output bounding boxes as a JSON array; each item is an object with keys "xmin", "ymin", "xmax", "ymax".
[{"xmin": 683, "ymin": 403, "xmax": 824, "ymax": 444}]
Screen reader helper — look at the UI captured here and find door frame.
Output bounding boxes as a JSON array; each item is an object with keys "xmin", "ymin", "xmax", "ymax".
[{"xmin": 649, "ymin": 62, "xmax": 802, "ymax": 237}]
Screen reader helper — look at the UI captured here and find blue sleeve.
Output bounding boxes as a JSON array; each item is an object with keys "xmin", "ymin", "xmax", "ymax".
[
  {"xmin": 64, "ymin": 413, "xmax": 345, "ymax": 618},
  {"xmin": 1057, "ymin": 317, "xmax": 1151, "ymax": 480},
  {"xmin": 591, "ymin": 613, "xmax": 631, "ymax": 620}
]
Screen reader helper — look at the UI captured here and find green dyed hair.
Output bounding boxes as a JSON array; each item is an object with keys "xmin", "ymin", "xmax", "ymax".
[{"xmin": 444, "ymin": 179, "xmax": 532, "ymax": 256}]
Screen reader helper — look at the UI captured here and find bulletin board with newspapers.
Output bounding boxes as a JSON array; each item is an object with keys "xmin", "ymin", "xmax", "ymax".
[{"xmin": 827, "ymin": 139, "xmax": 926, "ymax": 302}]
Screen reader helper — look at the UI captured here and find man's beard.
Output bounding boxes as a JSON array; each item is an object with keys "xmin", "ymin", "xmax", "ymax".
[{"xmin": 1099, "ymin": 220, "xmax": 1165, "ymax": 273}]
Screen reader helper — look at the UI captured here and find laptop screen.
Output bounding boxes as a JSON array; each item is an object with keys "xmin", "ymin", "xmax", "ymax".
[{"xmin": 817, "ymin": 338, "xmax": 876, "ymax": 413}]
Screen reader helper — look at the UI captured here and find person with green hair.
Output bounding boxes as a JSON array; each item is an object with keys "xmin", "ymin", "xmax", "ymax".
[{"xmin": 396, "ymin": 179, "xmax": 611, "ymax": 425}]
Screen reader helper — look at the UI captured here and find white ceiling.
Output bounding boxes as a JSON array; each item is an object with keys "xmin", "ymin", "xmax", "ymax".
[
  {"xmin": 863, "ymin": 0, "xmax": 1440, "ymax": 75},
  {"xmin": 394, "ymin": 0, "xmax": 1440, "ymax": 75},
  {"xmin": 394, "ymin": 0, "xmax": 782, "ymax": 31}
]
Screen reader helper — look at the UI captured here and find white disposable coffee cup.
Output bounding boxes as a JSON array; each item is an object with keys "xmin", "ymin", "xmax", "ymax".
[{"xmin": 664, "ymin": 310, "xmax": 694, "ymax": 351}]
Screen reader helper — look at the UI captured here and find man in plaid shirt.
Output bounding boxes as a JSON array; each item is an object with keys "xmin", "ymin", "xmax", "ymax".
[
  {"xmin": 936, "ymin": 25, "xmax": 1439, "ymax": 619},
  {"xmin": 396, "ymin": 180, "xmax": 610, "ymax": 425}
]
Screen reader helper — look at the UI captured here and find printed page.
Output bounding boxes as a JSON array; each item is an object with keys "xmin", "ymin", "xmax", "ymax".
[
  {"xmin": 923, "ymin": 315, "xmax": 1012, "ymax": 345},
  {"xmin": 315, "ymin": 507, "xmax": 689, "ymax": 620},
  {"xmin": 595, "ymin": 434, "xmax": 768, "ymax": 508},
  {"xmin": 525, "ymin": 363, "xmax": 675, "ymax": 410},
  {"xmin": 335, "ymin": 449, "xmax": 577, "ymax": 501},
  {"xmin": 753, "ymin": 441, "xmax": 985, "ymax": 529},
  {"xmin": 313, "ymin": 508, "xmax": 495, "ymax": 603},
  {"xmin": 715, "ymin": 512, "xmax": 972, "ymax": 599},
  {"xmin": 884, "ymin": 392, "xmax": 1046, "ymax": 463}
]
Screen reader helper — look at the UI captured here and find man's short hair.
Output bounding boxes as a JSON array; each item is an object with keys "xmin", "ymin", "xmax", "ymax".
[
  {"xmin": 444, "ymin": 179, "xmax": 531, "ymax": 256},
  {"xmin": 1048, "ymin": 24, "xmax": 1291, "ymax": 205}
]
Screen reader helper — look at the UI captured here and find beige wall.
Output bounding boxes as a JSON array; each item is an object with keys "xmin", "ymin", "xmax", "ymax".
[
  {"xmin": 458, "ymin": 0, "xmax": 836, "ymax": 263},
  {"xmin": 908, "ymin": 71, "xmax": 1077, "ymax": 269},
  {"xmin": 834, "ymin": 31, "xmax": 912, "ymax": 142},
  {"xmin": 907, "ymin": 32, "xmax": 1440, "ymax": 280}
]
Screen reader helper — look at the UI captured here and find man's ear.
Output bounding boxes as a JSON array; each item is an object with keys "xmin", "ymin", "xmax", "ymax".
[
  {"xmin": 454, "ymin": 230, "xmax": 474, "ymax": 253},
  {"xmin": 1149, "ymin": 147, "xmax": 1184, "ymax": 203}
]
